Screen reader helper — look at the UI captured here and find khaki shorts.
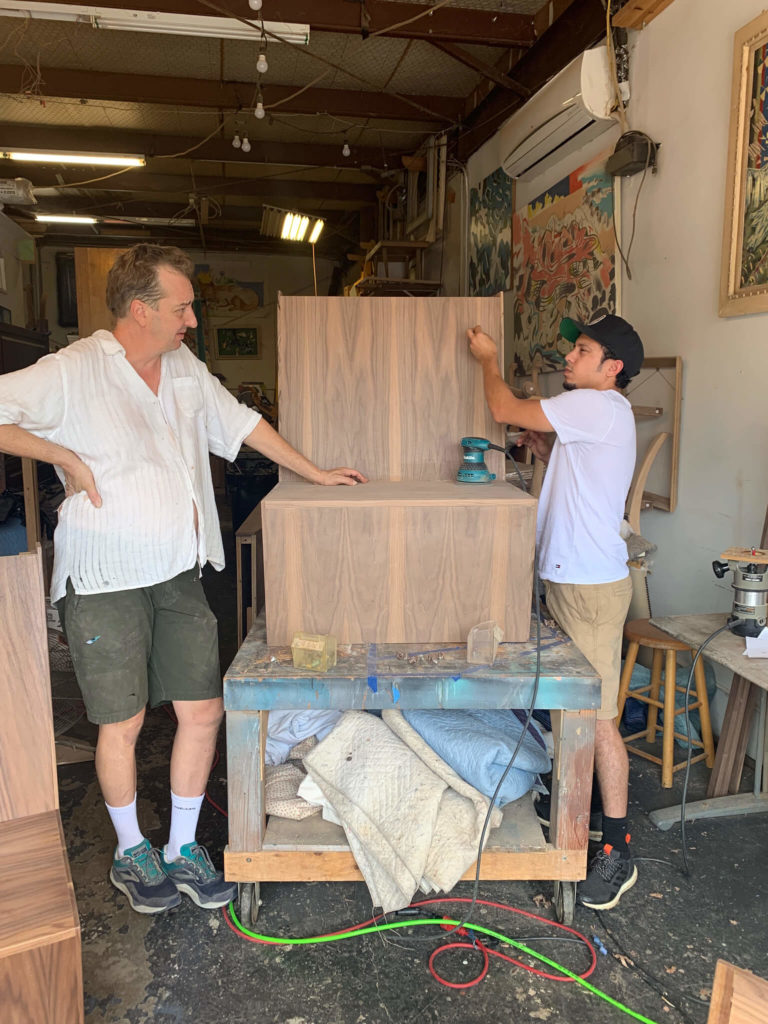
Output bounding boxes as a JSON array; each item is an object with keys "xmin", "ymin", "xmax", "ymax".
[
  {"xmin": 56, "ymin": 566, "xmax": 221, "ymax": 725},
  {"xmin": 544, "ymin": 576, "xmax": 633, "ymax": 720}
]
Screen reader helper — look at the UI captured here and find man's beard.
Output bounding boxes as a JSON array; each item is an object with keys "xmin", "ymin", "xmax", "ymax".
[{"xmin": 562, "ymin": 380, "xmax": 576, "ymax": 391}]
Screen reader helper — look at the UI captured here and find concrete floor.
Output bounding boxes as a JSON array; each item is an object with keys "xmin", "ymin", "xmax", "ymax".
[{"xmin": 56, "ymin": 518, "xmax": 768, "ymax": 1024}]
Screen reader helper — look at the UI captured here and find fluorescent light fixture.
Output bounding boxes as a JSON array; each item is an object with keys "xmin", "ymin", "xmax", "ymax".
[
  {"xmin": 2, "ymin": 3, "xmax": 310, "ymax": 44},
  {"xmin": 263, "ymin": 205, "xmax": 324, "ymax": 245},
  {"xmin": 281, "ymin": 214, "xmax": 309, "ymax": 242},
  {"xmin": 35, "ymin": 213, "xmax": 97, "ymax": 224},
  {"xmin": 6, "ymin": 150, "xmax": 145, "ymax": 167}
]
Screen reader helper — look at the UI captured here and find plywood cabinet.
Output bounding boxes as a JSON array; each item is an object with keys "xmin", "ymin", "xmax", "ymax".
[
  {"xmin": 264, "ymin": 480, "xmax": 536, "ymax": 644},
  {"xmin": 265, "ymin": 294, "xmax": 535, "ymax": 646}
]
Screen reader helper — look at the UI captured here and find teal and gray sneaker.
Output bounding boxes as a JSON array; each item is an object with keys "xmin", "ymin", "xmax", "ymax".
[
  {"xmin": 109, "ymin": 839, "xmax": 182, "ymax": 914},
  {"xmin": 160, "ymin": 842, "xmax": 237, "ymax": 909}
]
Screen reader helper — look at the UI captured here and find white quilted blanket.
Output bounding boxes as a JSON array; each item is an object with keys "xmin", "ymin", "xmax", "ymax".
[{"xmin": 300, "ymin": 709, "xmax": 502, "ymax": 913}]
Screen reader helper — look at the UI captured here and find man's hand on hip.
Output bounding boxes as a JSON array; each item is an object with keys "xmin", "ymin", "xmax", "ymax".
[{"xmin": 63, "ymin": 455, "xmax": 102, "ymax": 507}]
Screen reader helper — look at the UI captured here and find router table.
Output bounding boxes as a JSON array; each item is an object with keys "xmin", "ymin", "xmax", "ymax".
[{"xmin": 223, "ymin": 617, "xmax": 600, "ymax": 926}]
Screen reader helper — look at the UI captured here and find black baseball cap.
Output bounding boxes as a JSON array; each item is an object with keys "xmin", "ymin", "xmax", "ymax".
[{"xmin": 560, "ymin": 314, "xmax": 644, "ymax": 379}]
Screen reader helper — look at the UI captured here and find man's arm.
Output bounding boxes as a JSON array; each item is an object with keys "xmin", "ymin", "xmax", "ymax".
[
  {"xmin": 467, "ymin": 326, "xmax": 554, "ymax": 433},
  {"xmin": 243, "ymin": 418, "xmax": 368, "ymax": 486},
  {"xmin": 0, "ymin": 424, "xmax": 102, "ymax": 506}
]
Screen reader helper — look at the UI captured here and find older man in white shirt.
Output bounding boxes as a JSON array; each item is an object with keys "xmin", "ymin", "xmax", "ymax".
[{"xmin": 0, "ymin": 243, "xmax": 366, "ymax": 915}]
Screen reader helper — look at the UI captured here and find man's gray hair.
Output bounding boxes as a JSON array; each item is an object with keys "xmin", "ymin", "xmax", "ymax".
[{"xmin": 106, "ymin": 243, "xmax": 194, "ymax": 319}]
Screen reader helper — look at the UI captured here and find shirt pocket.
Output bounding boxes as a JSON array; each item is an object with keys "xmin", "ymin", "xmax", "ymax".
[{"xmin": 172, "ymin": 377, "xmax": 204, "ymax": 417}]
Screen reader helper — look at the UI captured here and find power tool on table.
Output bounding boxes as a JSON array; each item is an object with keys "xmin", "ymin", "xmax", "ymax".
[
  {"xmin": 712, "ymin": 547, "xmax": 768, "ymax": 638},
  {"xmin": 456, "ymin": 435, "xmax": 524, "ymax": 484}
]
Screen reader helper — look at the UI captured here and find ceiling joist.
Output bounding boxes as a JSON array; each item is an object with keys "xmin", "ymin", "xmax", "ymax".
[
  {"xmin": 35, "ymin": 0, "xmax": 537, "ymax": 47},
  {"xmin": 0, "ymin": 65, "xmax": 460, "ymax": 124},
  {"xmin": 0, "ymin": 125, "xmax": 399, "ymax": 169}
]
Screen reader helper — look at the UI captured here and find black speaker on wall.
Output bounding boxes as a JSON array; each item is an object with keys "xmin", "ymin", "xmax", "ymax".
[{"xmin": 56, "ymin": 252, "xmax": 78, "ymax": 328}]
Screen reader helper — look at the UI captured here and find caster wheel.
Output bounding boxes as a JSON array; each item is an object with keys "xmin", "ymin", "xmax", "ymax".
[
  {"xmin": 554, "ymin": 881, "xmax": 576, "ymax": 925},
  {"xmin": 237, "ymin": 882, "xmax": 261, "ymax": 928}
]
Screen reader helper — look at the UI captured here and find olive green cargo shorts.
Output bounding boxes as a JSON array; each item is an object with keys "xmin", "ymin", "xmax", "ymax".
[{"xmin": 56, "ymin": 566, "xmax": 221, "ymax": 725}]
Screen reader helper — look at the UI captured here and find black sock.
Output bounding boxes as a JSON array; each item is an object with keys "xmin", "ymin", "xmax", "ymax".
[{"xmin": 602, "ymin": 816, "xmax": 630, "ymax": 855}]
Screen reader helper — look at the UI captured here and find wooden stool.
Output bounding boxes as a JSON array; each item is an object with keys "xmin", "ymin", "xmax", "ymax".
[{"xmin": 617, "ymin": 618, "xmax": 716, "ymax": 788}]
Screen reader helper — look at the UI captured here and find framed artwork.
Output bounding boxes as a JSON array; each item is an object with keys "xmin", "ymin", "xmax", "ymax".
[
  {"xmin": 214, "ymin": 327, "xmax": 260, "ymax": 360},
  {"xmin": 510, "ymin": 152, "xmax": 616, "ymax": 377},
  {"xmin": 720, "ymin": 11, "xmax": 768, "ymax": 316}
]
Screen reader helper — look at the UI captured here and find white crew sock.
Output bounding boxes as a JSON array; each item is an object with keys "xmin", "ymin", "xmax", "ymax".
[
  {"xmin": 164, "ymin": 790, "xmax": 204, "ymax": 862},
  {"xmin": 105, "ymin": 795, "xmax": 145, "ymax": 856}
]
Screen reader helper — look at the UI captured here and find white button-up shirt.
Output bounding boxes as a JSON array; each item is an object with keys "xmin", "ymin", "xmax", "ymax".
[{"xmin": 0, "ymin": 330, "xmax": 261, "ymax": 602}]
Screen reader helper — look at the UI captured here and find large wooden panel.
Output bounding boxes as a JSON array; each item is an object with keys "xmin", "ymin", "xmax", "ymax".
[
  {"xmin": 263, "ymin": 480, "xmax": 536, "ymax": 644},
  {"xmin": 0, "ymin": 550, "xmax": 58, "ymax": 822},
  {"xmin": 74, "ymin": 246, "xmax": 126, "ymax": 338},
  {"xmin": 276, "ymin": 295, "xmax": 505, "ymax": 482}
]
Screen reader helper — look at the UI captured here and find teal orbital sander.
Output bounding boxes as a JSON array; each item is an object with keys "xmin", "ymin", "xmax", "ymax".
[{"xmin": 457, "ymin": 436, "xmax": 507, "ymax": 483}]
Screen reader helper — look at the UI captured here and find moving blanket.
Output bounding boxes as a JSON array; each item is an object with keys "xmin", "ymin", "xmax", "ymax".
[
  {"xmin": 402, "ymin": 709, "xmax": 551, "ymax": 806},
  {"xmin": 301, "ymin": 710, "xmax": 502, "ymax": 913}
]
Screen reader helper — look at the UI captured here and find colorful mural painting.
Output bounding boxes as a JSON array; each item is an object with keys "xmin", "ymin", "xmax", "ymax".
[
  {"xmin": 469, "ymin": 167, "xmax": 514, "ymax": 296},
  {"xmin": 510, "ymin": 153, "xmax": 616, "ymax": 377}
]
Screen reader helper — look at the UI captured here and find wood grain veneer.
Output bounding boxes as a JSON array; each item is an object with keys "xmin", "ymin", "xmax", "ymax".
[
  {"xmin": 0, "ymin": 550, "xmax": 58, "ymax": 822},
  {"xmin": 74, "ymin": 247, "xmax": 125, "ymax": 339},
  {"xmin": 276, "ymin": 295, "xmax": 506, "ymax": 482},
  {"xmin": 0, "ymin": 550, "xmax": 83, "ymax": 1023},
  {"xmin": 263, "ymin": 480, "xmax": 536, "ymax": 644}
]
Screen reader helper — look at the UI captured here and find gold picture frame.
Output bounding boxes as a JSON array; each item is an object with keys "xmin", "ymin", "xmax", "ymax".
[{"xmin": 720, "ymin": 11, "xmax": 768, "ymax": 316}]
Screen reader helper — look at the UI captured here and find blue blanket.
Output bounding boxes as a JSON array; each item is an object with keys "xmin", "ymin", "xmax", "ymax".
[{"xmin": 402, "ymin": 709, "xmax": 551, "ymax": 806}]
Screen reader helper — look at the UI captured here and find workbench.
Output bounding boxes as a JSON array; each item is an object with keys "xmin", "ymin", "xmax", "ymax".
[
  {"xmin": 223, "ymin": 617, "xmax": 600, "ymax": 925},
  {"xmin": 649, "ymin": 613, "xmax": 768, "ymax": 830}
]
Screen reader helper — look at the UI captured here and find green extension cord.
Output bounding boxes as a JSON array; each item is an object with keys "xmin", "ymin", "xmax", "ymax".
[{"xmin": 227, "ymin": 905, "xmax": 660, "ymax": 1024}]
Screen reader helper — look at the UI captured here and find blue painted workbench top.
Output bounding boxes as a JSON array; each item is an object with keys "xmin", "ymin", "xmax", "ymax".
[{"xmin": 224, "ymin": 617, "xmax": 601, "ymax": 713}]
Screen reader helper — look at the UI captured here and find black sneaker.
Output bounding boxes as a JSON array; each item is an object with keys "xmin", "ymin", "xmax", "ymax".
[
  {"xmin": 533, "ymin": 794, "xmax": 603, "ymax": 841},
  {"xmin": 160, "ymin": 842, "xmax": 237, "ymax": 909},
  {"xmin": 109, "ymin": 839, "xmax": 182, "ymax": 914},
  {"xmin": 577, "ymin": 844, "xmax": 638, "ymax": 910}
]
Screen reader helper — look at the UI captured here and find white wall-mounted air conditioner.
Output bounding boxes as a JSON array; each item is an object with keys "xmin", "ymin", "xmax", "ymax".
[{"xmin": 502, "ymin": 47, "xmax": 624, "ymax": 180}]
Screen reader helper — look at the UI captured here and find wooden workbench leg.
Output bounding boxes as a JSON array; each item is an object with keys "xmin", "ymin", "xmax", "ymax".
[
  {"xmin": 662, "ymin": 649, "xmax": 677, "ymax": 789},
  {"xmin": 225, "ymin": 710, "xmax": 267, "ymax": 858},
  {"xmin": 549, "ymin": 710, "xmax": 596, "ymax": 854},
  {"xmin": 236, "ymin": 537, "xmax": 245, "ymax": 647},
  {"xmin": 707, "ymin": 676, "xmax": 759, "ymax": 798}
]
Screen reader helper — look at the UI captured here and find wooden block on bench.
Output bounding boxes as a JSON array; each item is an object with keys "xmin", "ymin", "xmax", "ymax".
[{"xmin": 263, "ymin": 480, "xmax": 536, "ymax": 644}]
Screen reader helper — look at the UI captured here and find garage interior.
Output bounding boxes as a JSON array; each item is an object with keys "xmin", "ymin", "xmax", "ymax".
[{"xmin": 1, "ymin": 1, "xmax": 768, "ymax": 1023}]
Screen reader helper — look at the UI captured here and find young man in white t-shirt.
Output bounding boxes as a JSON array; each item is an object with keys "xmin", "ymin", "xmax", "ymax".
[{"xmin": 468, "ymin": 313, "xmax": 643, "ymax": 911}]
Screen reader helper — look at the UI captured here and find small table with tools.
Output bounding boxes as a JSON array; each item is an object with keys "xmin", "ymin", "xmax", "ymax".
[
  {"xmin": 648, "ymin": 612, "xmax": 768, "ymax": 829},
  {"xmin": 223, "ymin": 617, "xmax": 601, "ymax": 926}
]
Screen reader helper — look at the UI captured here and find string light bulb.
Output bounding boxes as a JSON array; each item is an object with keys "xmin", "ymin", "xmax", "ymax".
[
  {"xmin": 232, "ymin": 133, "xmax": 241, "ymax": 149},
  {"xmin": 247, "ymin": 0, "xmax": 262, "ymax": 9},
  {"xmin": 256, "ymin": 51, "xmax": 268, "ymax": 74},
  {"xmin": 342, "ymin": 140, "xmax": 351, "ymax": 158},
  {"xmin": 255, "ymin": 94, "xmax": 265, "ymax": 119},
  {"xmin": 241, "ymin": 135, "xmax": 251, "ymax": 153}
]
